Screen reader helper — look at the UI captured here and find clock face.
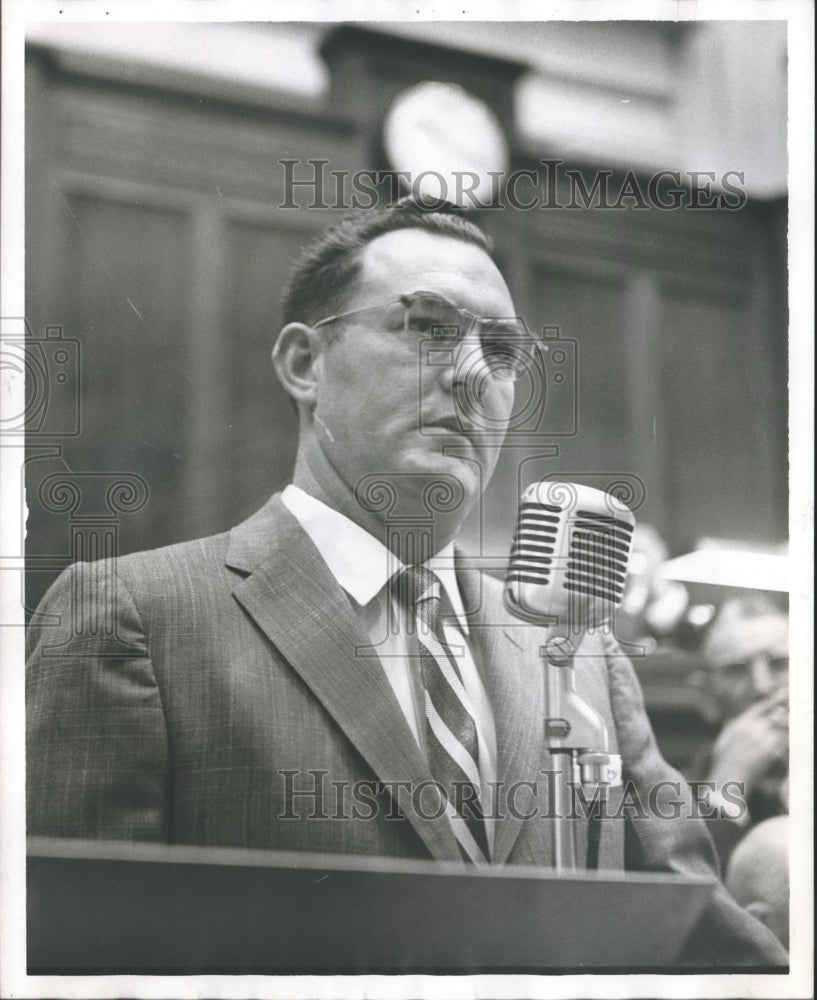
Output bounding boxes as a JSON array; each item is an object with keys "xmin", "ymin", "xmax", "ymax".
[{"xmin": 383, "ymin": 81, "xmax": 509, "ymax": 208}]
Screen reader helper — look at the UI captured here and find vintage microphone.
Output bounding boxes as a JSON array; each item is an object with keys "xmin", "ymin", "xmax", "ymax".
[{"xmin": 504, "ymin": 481, "xmax": 636, "ymax": 870}]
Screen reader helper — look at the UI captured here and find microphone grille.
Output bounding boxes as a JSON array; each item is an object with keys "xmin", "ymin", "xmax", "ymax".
[
  {"xmin": 508, "ymin": 500, "xmax": 561, "ymax": 585},
  {"xmin": 565, "ymin": 510, "xmax": 634, "ymax": 604},
  {"xmin": 504, "ymin": 481, "xmax": 636, "ymax": 628}
]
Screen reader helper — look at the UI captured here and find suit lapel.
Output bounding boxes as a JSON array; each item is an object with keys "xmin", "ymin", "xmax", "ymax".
[
  {"xmin": 227, "ymin": 496, "xmax": 461, "ymax": 862},
  {"xmin": 456, "ymin": 554, "xmax": 550, "ymax": 865}
]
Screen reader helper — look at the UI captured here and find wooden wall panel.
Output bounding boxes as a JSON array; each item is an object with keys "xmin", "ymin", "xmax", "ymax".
[
  {"xmin": 659, "ymin": 287, "xmax": 782, "ymax": 547},
  {"xmin": 51, "ymin": 78, "xmax": 358, "ymax": 203},
  {"xmin": 25, "ymin": 193, "xmax": 193, "ymax": 610},
  {"xmin": 529, "ymin": 266, "xmax": 631, "ymax": 471},
  {"xmin": 218, "ymin": 219, "xmax": 314, "ymax": 522},
  {"xmin": 58, "ymin": 194, "xmax": 190, "ymax": 465}
]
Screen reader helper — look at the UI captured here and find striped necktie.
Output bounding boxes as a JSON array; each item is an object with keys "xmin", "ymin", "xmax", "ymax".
[{"xmin": 392, "ymin": 564, "xmax": 490, "ymax": 867}]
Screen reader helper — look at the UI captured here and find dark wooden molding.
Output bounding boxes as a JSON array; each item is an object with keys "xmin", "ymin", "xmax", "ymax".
[{"xmin": 319, "ymin": 23, "xmax": 528, "ymax": 137}]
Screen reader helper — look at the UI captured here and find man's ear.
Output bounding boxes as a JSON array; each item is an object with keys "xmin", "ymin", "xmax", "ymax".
[{"xmin": 271, "ymin": 323, "xmax": 324, "ymax": 408}]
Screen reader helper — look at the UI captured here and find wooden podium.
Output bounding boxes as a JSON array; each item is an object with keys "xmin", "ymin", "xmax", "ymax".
[{"xmin": 27, "ymin": 837, "xmax": 714, "ymax": 974}]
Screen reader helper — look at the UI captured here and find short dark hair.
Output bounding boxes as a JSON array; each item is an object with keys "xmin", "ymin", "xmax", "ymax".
[{"xmin": 281, "ymin": 198, "xmax": 493, "ymax": 327}]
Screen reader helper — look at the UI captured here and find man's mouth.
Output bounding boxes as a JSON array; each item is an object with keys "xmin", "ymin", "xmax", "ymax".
[{"xmin": 424, "ymin": 416, "xmax": 473, "ymax": 437}]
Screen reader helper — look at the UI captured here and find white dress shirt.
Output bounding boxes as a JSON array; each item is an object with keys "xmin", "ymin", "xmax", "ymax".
[{"xmin": 281, "ymin": 484, "xmax": 498, "ymax": 850}]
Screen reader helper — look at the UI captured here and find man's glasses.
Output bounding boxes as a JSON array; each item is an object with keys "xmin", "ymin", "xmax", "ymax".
[{"xmin": 311, "ymin": 291, "xmax": 537, "ymax": 383}]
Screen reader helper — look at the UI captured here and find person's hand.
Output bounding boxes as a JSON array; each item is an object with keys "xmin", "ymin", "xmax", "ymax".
[{"xmin": 708, "ymin": 687, "xmax": 788, "ymax": 797}]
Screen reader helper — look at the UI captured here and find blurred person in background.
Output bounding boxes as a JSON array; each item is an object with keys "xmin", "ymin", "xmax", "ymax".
[{"xmin": 692, "ymin": 595, "xmax": 789, "ymax": 866}]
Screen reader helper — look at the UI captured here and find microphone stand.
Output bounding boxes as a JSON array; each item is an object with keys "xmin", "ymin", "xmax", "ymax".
[{"xmin": 541, "ymin": 635, "xmax": 622, "ymax": 871}]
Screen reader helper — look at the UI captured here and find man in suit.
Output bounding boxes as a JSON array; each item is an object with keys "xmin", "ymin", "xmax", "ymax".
[{"xmin": 26, "ymin": 199, "xmax": 786, "ymax": 965}]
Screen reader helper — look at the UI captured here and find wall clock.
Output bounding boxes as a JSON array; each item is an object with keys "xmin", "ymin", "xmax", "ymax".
[{"xmin": 382, "ymin": 81, "xmax": 509, "ymax": 208}]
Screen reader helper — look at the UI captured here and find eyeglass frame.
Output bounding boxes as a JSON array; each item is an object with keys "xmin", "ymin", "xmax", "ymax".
[{"xmin": 309, "ymin": 290, "xmax": 539, "ymax": 383}]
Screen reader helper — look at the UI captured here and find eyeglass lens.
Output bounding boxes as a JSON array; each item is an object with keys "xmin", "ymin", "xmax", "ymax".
[{"xmin": 405, "ymin": 295, "xmax": 533, "ymax": 382}]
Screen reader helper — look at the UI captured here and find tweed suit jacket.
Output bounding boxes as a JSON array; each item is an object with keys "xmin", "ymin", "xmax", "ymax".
[{"xmin": 26, "ymin": 494, "xmax": 787, "ymax": 965}]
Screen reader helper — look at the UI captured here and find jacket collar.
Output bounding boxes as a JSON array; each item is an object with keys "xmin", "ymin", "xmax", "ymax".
[
  {"xmin": 227, "ymin": 494, "xmax": 462, "ymax": 862},
  {"xmin": 279, "ymin": 485, "xmax": 469, "ymax": 631},
  {"xmin": 227, "ymin": 494, "xmax": 546, "ymax": 865}
]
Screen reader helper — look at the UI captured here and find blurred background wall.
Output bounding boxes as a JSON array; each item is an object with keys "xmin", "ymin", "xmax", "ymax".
[{"xmin": 24, "ymin": 19, "xmax": 788, "ymax": 637}]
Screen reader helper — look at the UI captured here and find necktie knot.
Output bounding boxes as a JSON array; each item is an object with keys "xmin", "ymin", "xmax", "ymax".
[{"xmin": 392, "ymin": 565, "xmax": 442, "ymax": 633}]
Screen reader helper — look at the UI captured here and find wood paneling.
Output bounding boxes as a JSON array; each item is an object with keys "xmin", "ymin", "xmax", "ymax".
[
  {"xmin": 659, "ymin": 287, "xmax": 783, "ymax": 547},
  {"xmin": 218, "ymin": 219, "xmax": 311, "ymax": 521},
  {"xmin": 25, "ymin": 194, "xmax": 193, "ymax": 607}
]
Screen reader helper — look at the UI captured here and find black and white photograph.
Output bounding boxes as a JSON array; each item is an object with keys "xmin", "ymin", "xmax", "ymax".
[{"xmin": 1, "ymin": 1, "xmax": 813, "ymax": 997}]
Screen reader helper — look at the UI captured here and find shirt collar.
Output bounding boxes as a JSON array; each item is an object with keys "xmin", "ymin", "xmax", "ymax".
[{"xmin": 281, "ymin": 484, "xmax": 469, "ymax": 632}]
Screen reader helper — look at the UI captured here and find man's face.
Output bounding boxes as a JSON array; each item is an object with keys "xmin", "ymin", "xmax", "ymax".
[
  {"xmin": 707, "ymin": 651, "xmax": 788, "ymax": 721},
  {"xmin": 704, "ymin": 614, "xmax": 789, "ymax": 721},
  {"xmin": 310, "ymin": 229, "xmax": 517, "ymax": 527}
]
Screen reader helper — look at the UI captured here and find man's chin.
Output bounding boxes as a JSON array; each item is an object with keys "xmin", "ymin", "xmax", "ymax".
[{"xmin": 355, "ymin": 450, "xmax": 483, "ymax": 522}]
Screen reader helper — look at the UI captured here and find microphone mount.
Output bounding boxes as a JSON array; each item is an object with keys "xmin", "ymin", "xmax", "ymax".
[{"xmin": 541, "ymin": 635, "xmax": 622, "ymax": 871}]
